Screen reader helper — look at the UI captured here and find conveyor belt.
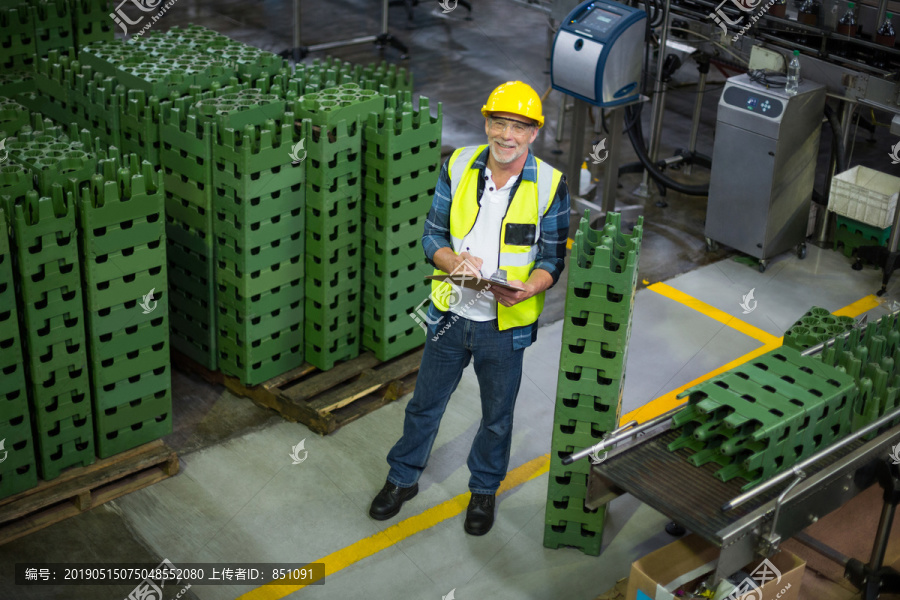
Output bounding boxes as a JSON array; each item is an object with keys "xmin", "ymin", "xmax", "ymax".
[{"xmin": 594, "ymin": 428, "xmax": 866, "ymax": 542}]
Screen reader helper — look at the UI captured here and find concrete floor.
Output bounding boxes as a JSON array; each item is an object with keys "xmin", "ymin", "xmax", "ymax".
[{"xmin": 2, "ymin": 0, "xmax": 900, "ymax": 599}]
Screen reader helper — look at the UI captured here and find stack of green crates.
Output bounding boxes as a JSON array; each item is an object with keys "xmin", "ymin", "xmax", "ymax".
[
  {"xmin": 543, "ymin": 211, "xmax": 643, "ymax": 556},
  {"xmin": 295, "ymin": 85, "xmax": 379, "ymax": 370},
  {"xmin": 361, "ymin": 94, "xmax": 441, "ymax": 361},
  {"xmin": 0, "ymin": 94, "xmax": 31, "ymax": 138},
  {"xmin": 12, "ymin": 188, "xmax": 94, "ymax": 480},
  {"xmin": 0, "ymin": 0, "xmax": 112, "ymax": 72},
  {"xmin": 160, "ymin": 96, "xmax": 219, "ymax": 369},
  {"xmin": 72, "ymin": 0, "xmax": 113, "ymax": 48},
  {"xmin": 286, "ymin": 57, "xmax": 412, "ymax": 98},
  {"xmin": 816, "ymin": 314, "xmax": 900, "ymax": 436},
  {"xmin": 75, "ymin": 153, "xmax": 171, "ymax": 458},
  {"xmin": 212, "ymin": 103, "xmax": 307, "ymax": 385},
  {"xmin": 782, "ymin": 306, "xmax": 855, "ymax": 351},
  {"xmin": 668, "ymin": 345, "xmax": 858, "ymax": 489},
  {"xmin": 0, "ymin": 206, "xmax": 39, "ymax": 499},
  {"xmin": 0, "ymin": 1, "xmax": 37, "ymax": 72},
  {"xmin": 32, "ymin": 0, "xmax": 74, "ymax": 56},
  {"xmin": 5, "ymin": 123, "xmax": 97, "ymax": 196}
]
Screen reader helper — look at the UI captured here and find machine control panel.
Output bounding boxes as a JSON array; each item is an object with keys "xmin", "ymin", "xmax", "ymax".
[
  {"xmin": 723, "ymin": 86, "xmax": 784, "ymax": 119},
  {"xmin": 571, "ymin": 4, "xmax": 627, "ymax": 37},
  {"xmin": 551, "ymin": 0, "xmax": 646, "ymax": 106}
]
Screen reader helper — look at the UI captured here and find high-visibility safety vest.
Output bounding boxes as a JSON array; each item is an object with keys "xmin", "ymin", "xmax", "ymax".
[{"xmin": 430, "ymin": 145, "xmax": 563, "ymax": 330}]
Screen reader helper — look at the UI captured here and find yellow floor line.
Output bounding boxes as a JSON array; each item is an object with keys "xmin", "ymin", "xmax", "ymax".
[
  {"xmin": 238, "ymin": 292, "xmax": 880, "ymax": 599},
  {"xmin": 620, "ymin": 340, "xmax": 780, "ymax": 424},
  {"xmin": 832, "ymin": 294, "xmax": 880, "ymax": 317},
  {"xmin": 648, "ymin": 282, "xmax": 780, "ymax": 346},
  {"xmin": 622, "ymin": 293, "xmax": 879, "ymax": 424},
  {"xmin": 566, "ymin": 237, "xmax": 573, "ymax": 250},
  {"xmin": 237, "ymin": 455, "xmax": 550, "ymax": 600}
]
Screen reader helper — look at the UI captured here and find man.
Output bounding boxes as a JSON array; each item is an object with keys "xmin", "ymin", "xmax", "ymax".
[{"xmin": 369, "ymin": 81, "xmax": 570, "ymax": 535}]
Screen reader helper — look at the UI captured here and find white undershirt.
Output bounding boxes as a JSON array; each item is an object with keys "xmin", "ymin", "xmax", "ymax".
[{"xmin": 449, "ymin": 168, "xmax": 519, "ymax": 322}]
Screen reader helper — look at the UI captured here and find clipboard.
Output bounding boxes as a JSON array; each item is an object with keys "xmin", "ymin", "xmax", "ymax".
[{"xmin": 425, "ymin": 274, "xmax": 525, "ymax": 293}]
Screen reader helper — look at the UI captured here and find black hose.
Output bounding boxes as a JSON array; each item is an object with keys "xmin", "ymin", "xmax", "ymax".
[
  {"xmin": 625, "ymin": 103, "xmax": 711, "ymax": 196},
  {"xmin": 823, "ymin": 102, "xmax": 848, "ymax": 174}
]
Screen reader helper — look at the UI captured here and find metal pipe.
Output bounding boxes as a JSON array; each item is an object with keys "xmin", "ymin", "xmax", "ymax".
[
  {"xmin": 794, "ymin": 532, "xmax": 852, "ymax": 566},
  {"xmin": 684, "ymin": 68, "xmax": 706, "ymax": 177},
  {"xmin": 887, "ymin": 181, "xmax": 900, "ymax": 254},
  {"xmin": 840, "ymin": 101, "xmax": 855, "ymax": 155},
  {"xmin": 646, "ymin": 0, "xmax": 672, "ymax": 168},
  {"xmin": 293, "ymin": 0, "xmax": 301, "ymax": 61},
  {"xmin": 722, "ymin": 404, "xmax": 900, "ymax": 512},
  {"xmin": 636, "ymin": 0, "xmax": 671, "ymax": 198},
  {"xmin": 768, "ymin": 471, "xmax": 806, "ymax": 537},
  {"xmin": 869, "ymin": 494, "xmax": 896, "ymax": 568},
  {"xmin": 563, "ymin": 406, "xmax": 685, "ymax": 465},
  {"xmin": 556, "ymin": 100, "xmax": 567, "ymax": 144},
  {"xmin": 568, "ymin": 99, "xmax": 589, "ymax": 198},
  {"xmin": 601, "ymin": 106, "xmax": 625, "ymax": 213},
  {"xmin": 381, "ymin": 0, "xmax": 389, "ymax": 35}
]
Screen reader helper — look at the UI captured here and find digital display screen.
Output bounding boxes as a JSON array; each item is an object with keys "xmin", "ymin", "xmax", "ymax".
[
  {"xmin": 747, "ymin": 96, "xmax": 758, "ymax": 110},
  {"xmin": 579, "ymin": 6, "xmax": 623, "ymax": 34}
]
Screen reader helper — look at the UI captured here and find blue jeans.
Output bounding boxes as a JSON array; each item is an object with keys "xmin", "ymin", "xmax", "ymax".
[{"xmin": 386, "ymin": 312, "xmax": 525, "ymax": 495}]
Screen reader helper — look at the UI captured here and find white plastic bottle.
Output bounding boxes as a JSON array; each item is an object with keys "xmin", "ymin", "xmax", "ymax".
[{"xmin": 785, "ymin": 50, "xmax": 801, "ymax": 95}]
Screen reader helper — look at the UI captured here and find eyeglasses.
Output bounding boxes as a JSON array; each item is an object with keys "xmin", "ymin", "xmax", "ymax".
[{"xmin": 489, "ymin": 117, "xmax": 534, "ymax": 136}]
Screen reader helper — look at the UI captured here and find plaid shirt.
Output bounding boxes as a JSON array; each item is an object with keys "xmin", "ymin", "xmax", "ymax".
[{"xmin": 421, "ymin": 146, "xmax": 570, "ymax": 350}]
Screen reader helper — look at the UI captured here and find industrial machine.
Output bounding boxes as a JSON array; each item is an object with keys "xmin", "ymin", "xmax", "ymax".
[
  {"xmin": 564, "ymin": 318, "xmax": 900, "ymax": 599},
  {"xmin": 550, "ymin": 0, "xmax": 648, "ymax": 220},
  {"xmin": 550, "ymin": 0, "xmax": 647, "ymax": 106},
  {"xmin": 705, "ymin": 73, "xmax": 826, "ymax": 272}
]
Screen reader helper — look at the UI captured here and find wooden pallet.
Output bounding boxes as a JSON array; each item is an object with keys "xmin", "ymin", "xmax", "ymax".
[
  {"xmin": 0, "ymin": 440, "xmax": 179, "ymax": 545},
  {"xmin": 174, "ymin": 347, "xmax": 424, "ymax": 435}
]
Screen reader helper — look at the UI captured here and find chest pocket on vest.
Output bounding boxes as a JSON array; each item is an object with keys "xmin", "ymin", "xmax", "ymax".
[{"xmin": 505, "ymin": 223, "xmax": 537, "ymax": 246}]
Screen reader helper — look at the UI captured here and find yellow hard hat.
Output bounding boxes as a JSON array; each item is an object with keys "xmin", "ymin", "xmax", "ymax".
[{"xmin": 481, "ymin": 81, "xmax": 544, "ymax": 128}]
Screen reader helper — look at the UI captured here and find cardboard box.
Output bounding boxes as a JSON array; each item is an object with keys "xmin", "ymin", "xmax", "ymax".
[{"xmin": 626, "ymin": 534, "xmax": 806, "ymax": 600}]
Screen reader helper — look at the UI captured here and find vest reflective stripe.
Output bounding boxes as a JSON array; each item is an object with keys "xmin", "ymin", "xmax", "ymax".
[
  {"xmin": 500, "ymin": 249, "xmax": 537, "ymax": 267},
  {"xmin": 431, "ymin": 145, "xmax": 562, "ymax": 331},
  {"xmin": 534, "ymin": 160, "xmax": 556, "ymax": 243},
  {"xmin": 449, "ymin": 146, "xmax": 481, "ymax": 199}
]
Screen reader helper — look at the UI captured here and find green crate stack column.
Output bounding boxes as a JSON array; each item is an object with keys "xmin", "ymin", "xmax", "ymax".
[
  {"xmin": 782, "ymin": 306, "xmax": 855, "ymax": 351},
  {"xmin": 212, "ymin": 105, "xmax": 307, "ymax": 385},
  {"xmin": 33, "ymin": 0, "xmax": 73, "ymax": 55},
  {"xmin": 29, "ymin": 50, "xmax": 83, "ymax": 133},
  {"xmin": 0, "ymin": 95, "xmax": 32, "ymax": 138},
  {"xmin": 160, "ymin": 97, "xmax": 218, "ymax": 369},
  {"xmin": 0, "ymin": 69, "xmax": 36, "ymax": 99},
  {"xmin": 72, "ymin": 0, "xmax": 113, "ymax": 48},
  {"xmin": 74, "ymin": 154, "xmax": 172, "ymax": 458},
  {"xmin": 543, "ymin": 211, "xmax": 643, "ymax": 556},
  {"xmin": 0, "ymin": 2, "xmax": 36, "ymax": 72},
  {"xmin": 4, "ymin": 123, "xmax": 98, "ymax": 197},
  {"xmin": 295, "ymin": 85, "xmax": 382, "ymax": 371},
  {"xmin": 667, "ymin": 345, "xmax": 858, "ymax": 489},
  {"xmin": 361, "ymin": 94, "xmax": 441, "ymax": 361},
  {"xmin": 0, "ymin": 205, "xmax": 39, "ymax": 499},
  {"xmin": 12, "ymin": 188, "xmax": 94, "ymax": 480},
  {"xmin": 816, "ymin": 314, "xmax": 900, "ymax": 435}
]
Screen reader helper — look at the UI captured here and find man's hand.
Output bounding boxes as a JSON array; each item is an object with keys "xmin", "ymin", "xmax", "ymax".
[
  {"xmin": 489, "ymin": 269, "xmax": 554, "ymax": 308},
  {"xmin": 489, "ymin": 280, "xmax": 535, "ymax": 307},
  {"xmin": 434, "ymin": 247, "xmax": 483, "ymax": 278}
]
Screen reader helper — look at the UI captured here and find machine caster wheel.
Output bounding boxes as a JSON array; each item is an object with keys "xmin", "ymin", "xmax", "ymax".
[
  {"xmin": 665, "ymin": 521, "xmax": 686, "ymax": 536},
  {"xmin": 705, "ymin": 237, "xmax": 718, "ymax": 252},
  {"xmin": 852, "ymin": 260, "xmax": 863, "ymax": 271},
  {"xmin": 797, "ymin": 243, "xmax": 807, "ymax": 259},
  {"xmin": 758, "ymin": 260, "xmax": 767, "ymax": 273}
]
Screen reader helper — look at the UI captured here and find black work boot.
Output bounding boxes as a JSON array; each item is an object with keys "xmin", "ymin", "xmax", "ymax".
[
  {"xmin": 369, "ymin": 481, "xmax": 418, "ymax": 520},
  {"xmin": 464, "ymin": 493, "xmax": 495, "ymax": 535}
]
